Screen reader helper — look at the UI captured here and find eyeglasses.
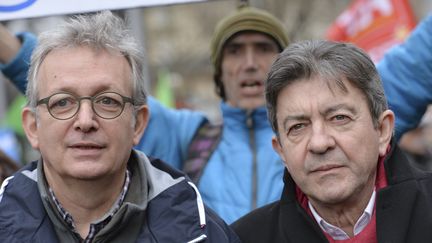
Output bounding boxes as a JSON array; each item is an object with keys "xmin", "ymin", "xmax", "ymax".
[{"xmin": 37, "ymin": 92, "xmax": 135, "ymax": 120}]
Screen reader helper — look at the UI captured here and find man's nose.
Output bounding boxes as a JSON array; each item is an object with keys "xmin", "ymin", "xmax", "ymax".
[
  {"xmin": 244, "ymin": 49, "xmax": 258, "ymax": 70},
  {"xmin": 307, "ymin": 123, "xmax": 336, "ymax": 154},
  {"xmin": 73, "ymin": 100, "xmax": 99, "ymax": 132}
]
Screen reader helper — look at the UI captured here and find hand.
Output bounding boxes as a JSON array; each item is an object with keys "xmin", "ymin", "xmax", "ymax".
[{"xmin": 0, "ymin": 23, "xmax": 21, "ymax": 64}]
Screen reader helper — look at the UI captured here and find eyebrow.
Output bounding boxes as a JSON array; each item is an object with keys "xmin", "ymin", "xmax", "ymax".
[
  {"xmin": 281, "ymin": 114, "xmax": 308, "ymax": 131},
  {"xmin": 53, "ymin": 84, "xmax": 114, "ymax": 95},
  {"xmin": 324, "ymin": 104, "xmax": 357, "ymax": 116}
]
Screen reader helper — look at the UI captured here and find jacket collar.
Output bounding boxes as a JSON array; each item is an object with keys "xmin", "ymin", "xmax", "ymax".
[
  {"xmin": 36, "ymin": 150, "xmax": 149, "ymax": 242},
  {"xmin": 220, "ymin": 101, "xmax": 269, "ymax": 128},
  {"xmin": 279, "ymin": 139, "xmax": 419, "ymax": 242},
  {"xmin": 0, "ymin": 151, "xmax": 210, "ymax": 242},
  {"xmin": 375, "ymin": 140, "xmax": 420, "ymax": 242}
]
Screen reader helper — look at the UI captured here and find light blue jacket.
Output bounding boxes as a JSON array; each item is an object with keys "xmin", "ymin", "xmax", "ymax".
[
  {"xmin": 378, "ymin": 14, "xmax": 432, "ymax": 141},
  {"xmin": 138, "ymin": 99, "xmax": 284, "ymax": 224},
  {"xmin": 1, "ymin": 32, "xmax": 284, "ymax": 224}
]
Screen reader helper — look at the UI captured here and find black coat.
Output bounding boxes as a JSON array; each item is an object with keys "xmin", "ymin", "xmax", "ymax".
[{"xmin": 232, "ymin": 144, "xmax": 432, "ymax": 243}]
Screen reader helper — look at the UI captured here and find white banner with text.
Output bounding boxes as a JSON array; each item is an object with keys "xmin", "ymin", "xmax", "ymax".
[{"xmin": 0, "ymin": 0, "xmax": 207, "ymax": 21}]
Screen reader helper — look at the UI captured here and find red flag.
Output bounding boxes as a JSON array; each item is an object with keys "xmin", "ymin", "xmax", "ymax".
[{"xmin": 326, "ymin": 0, "xmax": 416, "ymax": 63}]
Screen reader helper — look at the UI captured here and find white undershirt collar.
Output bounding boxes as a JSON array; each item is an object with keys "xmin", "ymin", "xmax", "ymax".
[{"xmin": 308, "ymin": 189, "xmax": 376, "ymax": 240}]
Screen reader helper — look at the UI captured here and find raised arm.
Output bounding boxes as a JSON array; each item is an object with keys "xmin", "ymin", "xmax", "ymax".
[
  {"xmin": 136, "ymin": 97, "xmax": 206, "ymax": 168},
  {"xmin": 378, "ymin": 15, "xmax": 432, "ymax": 141},
  {"xmin": 0, "ymin": 24, "xmax": 21, "ymax": 64},
  {"xmin": 0, "ymin": 23, "xmax": 37, "ymax": 93}
]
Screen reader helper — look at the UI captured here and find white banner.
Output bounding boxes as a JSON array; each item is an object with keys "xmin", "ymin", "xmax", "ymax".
[{"xmin": 0, "ymin": 0, "xmax": 208, "ymax": 21}]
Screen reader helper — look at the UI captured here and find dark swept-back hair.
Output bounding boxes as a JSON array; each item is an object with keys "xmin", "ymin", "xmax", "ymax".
[{"xmin": 265, "ymin": 40, "xmax": 388, "ymax": 137}]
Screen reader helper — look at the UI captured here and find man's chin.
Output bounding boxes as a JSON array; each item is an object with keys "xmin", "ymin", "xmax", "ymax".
[
  {"xmin": 242, "ymin": 104, "xmax": 265, "ymax": 110},
  {"xmin": 66, "ymin": 163, "xmax": 112, "ymax": 181},
  {"xmin": 235, "ymin": 99, "xmax": 266, "ymax": 110}
]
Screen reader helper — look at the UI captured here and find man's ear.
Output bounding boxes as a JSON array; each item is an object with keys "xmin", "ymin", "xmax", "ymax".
[
  {"xmin": 377, "ymin": 109, "xmax": 395, "ymax": 156},
  {"xmin": 272, "ymin": 135, "xmax": 286, "ymax": 163},
  {"xmin": 22, "ymin": 107, "xmax": 40, "ymax": 150},
  {"xmin": 132, "ymin": 105, "xmax": 149, "ymax": 146}
]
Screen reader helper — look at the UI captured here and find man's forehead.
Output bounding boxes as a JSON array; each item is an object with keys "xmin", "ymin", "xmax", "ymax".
[
  {"xmin": 277, "ymin": 78, "xmax": 351, "ymax": 105},
  {"xmin": 287, "ymin": 76, "xmax": 352, "ymax": 95},
  {"xmin": 277, "ymin": 77, "xmax": 365, "ymax": 113},
  {"xmin": 36, "ymin": 46, "xmax": 133, "ymax": 92}
]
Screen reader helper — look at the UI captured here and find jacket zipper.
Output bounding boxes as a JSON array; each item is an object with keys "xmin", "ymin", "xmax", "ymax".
[{"xmin": 246, "ymin": 110, "xmax": 258, "ymax": 210}]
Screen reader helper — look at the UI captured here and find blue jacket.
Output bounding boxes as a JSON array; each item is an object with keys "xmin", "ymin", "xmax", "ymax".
[
  {"xmin": 0, "ymin": 150, "xmax": 240, "ymax": 242},
  {"xmin": 377, "ymin": 14, "xmax": 432, "ymax": 141},
  {"xmin": 139, "ymin": 99, "xmax": 284, "ymax": 224},
  {"xmin": 1, "ymin": 33, "xmax": 285, "ymax": 224}
]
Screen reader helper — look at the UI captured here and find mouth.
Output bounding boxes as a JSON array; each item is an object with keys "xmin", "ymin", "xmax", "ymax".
[
  {"xmin": 240, "ymin": 80, "xmax": 262, "ymax": 88},
  {"xmin": 71, "ymin": 145, "xmax": 103, "ymax": 149},
  {"xmin": 311, "ymin": 164, "xmax": 344, "ymax": 173},
  {"xmin": 69, "ymin": 143, "xmax": 106, "ymax": 150},
  {"xmin": 239, "ymin": 79, "xmax": 264, "ymax": 96}
]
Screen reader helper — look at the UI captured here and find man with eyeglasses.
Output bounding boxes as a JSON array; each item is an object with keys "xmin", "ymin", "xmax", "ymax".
[
  {"xmin": 0, "ymin": 11, "xmax": 240, "ymax": 243},
  {"xmin": 0, "ymin": 4, "xmax": 289, "ymax": 223}
]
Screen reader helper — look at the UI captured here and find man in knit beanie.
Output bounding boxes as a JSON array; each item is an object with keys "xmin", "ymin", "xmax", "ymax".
[
  {"xmin": 0, "ymin": 4, "xmax": 289, "ymax": 224},
  {"xmin": 177, "ymin": 4, "xmax": 290, "ymax": 223},
  {"xmin": 210, "ymin": 4, "xmax": 289, "ymax": 108}
]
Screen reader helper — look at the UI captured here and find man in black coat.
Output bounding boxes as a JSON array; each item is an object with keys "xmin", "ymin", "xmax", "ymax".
[{"xmin": 232, "ymin": 40, "xmax": 432, "ymax": 243}]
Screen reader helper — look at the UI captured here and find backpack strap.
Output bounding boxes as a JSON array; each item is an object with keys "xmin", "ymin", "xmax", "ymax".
[{"xmin": 183, "ymin": 120, "xmax": 223, "ymax": 184}]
